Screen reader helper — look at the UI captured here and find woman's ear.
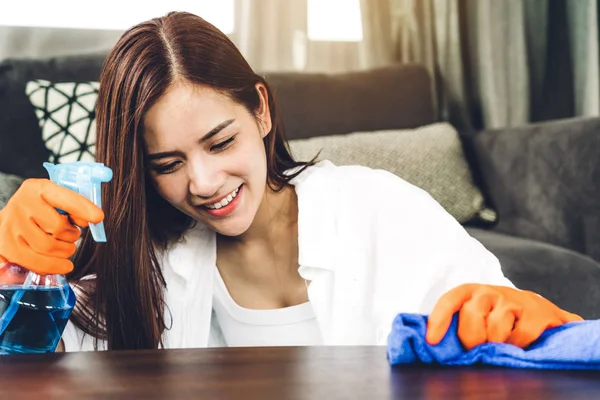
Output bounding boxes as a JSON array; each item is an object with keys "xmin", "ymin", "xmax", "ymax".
[{"xmin": 255, "ymin": 82, "xmax": 272, "ymax": 138}]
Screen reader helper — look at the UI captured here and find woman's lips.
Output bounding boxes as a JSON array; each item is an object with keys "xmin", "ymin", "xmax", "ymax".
[{"xmin": 201, "ymin": 185, "xmax": 243, "ymax": 218}]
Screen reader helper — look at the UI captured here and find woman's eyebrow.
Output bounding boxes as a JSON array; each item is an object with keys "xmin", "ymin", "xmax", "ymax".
[
  {"xmin": 147, "ymin": 119, "xmax": 235, "ymax": 161},
  {"xmin": 147, "ymin": 150, "xmax": 183, "ymax": 162},
  {"xmin": 200, "ymin": 119, "xmax": 235, "ymax": 142}
]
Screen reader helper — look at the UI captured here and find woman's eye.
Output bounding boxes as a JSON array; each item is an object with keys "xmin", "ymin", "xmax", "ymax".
[
  {"xmin": 154, "ymin": 161, "xmax": 180, "ymax": 174},
  {"xmin": 210, "ymin": 136, "xmax": 236, "ymax": 152}
]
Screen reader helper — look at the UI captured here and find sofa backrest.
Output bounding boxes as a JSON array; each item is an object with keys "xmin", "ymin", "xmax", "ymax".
[{"xmin": 0, "ymin": 53, "xmax": 436, "ymax": 178}]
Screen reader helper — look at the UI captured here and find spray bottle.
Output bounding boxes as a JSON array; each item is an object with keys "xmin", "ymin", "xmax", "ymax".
[{"xmin": 0, "ymin": 162, "xmax": 112, "ymax": 354}]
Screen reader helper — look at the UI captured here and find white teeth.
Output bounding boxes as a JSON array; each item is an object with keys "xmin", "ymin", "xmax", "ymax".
[{"xmin": 205, "ymin": 186, "xmax": 240, "ymax": 209}]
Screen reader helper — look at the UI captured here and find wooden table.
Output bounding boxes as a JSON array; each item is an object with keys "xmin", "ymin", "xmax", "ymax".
[{"xmin": 0, "ymin": 346, "xmax": 599, "ymax": 399}]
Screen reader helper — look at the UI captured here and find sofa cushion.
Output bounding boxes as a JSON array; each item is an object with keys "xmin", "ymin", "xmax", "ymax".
[
  {"xmin": 26, "ymin": 79, "xmax": 98, "ymax": 163},
  {"xmin": 289, "ymin": 123, "xmax": 495, "ymax": 224},
  {"xmin": 472, "ymin": 116, "xmax": 600, "ymax": 264},
  {"xmin": 264, "ymin": 64, "xmax": 436, "ymax": 140},
  {"xmin": 467, "ymin": 228, "xmax": 600, "ymax": 320}
]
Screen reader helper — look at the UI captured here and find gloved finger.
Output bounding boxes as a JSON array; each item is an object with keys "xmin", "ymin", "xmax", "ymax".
[
  {"xmin": 486, "ymin": 298, "xmax": 521, "ymax": 343},
  {"xmin": 69, "ymin": 215, "xmax": 97, "ymax": 229},
  {"xmin": 45, "ymin": 213, "xmax": 82, "ymax": 243},
  {"xmin": 426, "ymin": 284, "xmax": 479, "ymax": 345},
  {"xmin": 14, "ymin": 237, "xmax": 74, "ymax": 275},
  {"xmin": 29, "ymin": 201, "xmax": 79, "ymax": 236},
  {"xmin": 20, "ymin": 223, "xmax": 77, "ymax": 259},
  {"xmin": 558, "ymin": 309, "xmax": 584, "ymax": 323},
  {"xmin": 37, "ymin": 180, "xmax": 104, "ymax": 225},
  {"xmin": 506, "ymin": 315, "xmax": 558, "ymax": 349},
  {"xmin": 52, "ymin": 221, "xmax": 81, "ymax": 244},
  {"xmin": 457, "ymin": 291, "xmax": 495, "ymax": 350}
]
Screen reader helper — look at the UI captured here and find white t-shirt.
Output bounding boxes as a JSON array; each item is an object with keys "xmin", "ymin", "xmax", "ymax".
[
  {"xmin": 62, "ymin": 160, "xmax": 514, "ymax": 351},
  {"xmin": 212, "ymin": 267, "xmax": 323, "ymax": 347}
]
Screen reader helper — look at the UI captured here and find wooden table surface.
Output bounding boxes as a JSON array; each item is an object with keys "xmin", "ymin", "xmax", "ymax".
[{"xmin": 0, "ymin": 346, "xmax": 599, "ymax": 399}]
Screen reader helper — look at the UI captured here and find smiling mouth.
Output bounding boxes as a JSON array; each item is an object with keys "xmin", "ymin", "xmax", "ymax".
[{"xmin": 202, "ymin": 185, "xmax": 241, "ymax": 210}]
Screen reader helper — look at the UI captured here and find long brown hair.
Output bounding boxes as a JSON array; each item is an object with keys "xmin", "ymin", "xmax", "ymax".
[{"xmin": 69, "ymin": 11, "xmax": 311, "ymax": 350}]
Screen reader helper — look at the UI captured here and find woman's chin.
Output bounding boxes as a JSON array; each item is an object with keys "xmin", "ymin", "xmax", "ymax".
[{"xmin": 209, "ymin": 218, "xmax": 253, "ymax": 238}]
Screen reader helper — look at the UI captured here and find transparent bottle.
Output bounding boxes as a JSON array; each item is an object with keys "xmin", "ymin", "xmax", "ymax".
[
  {"xmin": 0, "ymin": 161, "xmax": 112, "ymax": 354},
  {"xmin": 0, "ymin": 265, "xmax": 75, "ymax": 354}
]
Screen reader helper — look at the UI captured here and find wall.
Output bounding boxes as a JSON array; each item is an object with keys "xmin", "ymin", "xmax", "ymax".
[{"xmin": 0, "ymin": 26, "xmax": 122, "ymax": 60}]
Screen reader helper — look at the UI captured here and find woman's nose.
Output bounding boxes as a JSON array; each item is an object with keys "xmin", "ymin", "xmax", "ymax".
[{"xmin": 188, "ymin": 160, "xmax": 224, "ymax": 198}]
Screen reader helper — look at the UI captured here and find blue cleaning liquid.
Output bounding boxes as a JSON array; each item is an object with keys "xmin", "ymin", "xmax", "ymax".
[{"xmin": 0, "ymin": 285, "xmax": 75, "ymax": 354}]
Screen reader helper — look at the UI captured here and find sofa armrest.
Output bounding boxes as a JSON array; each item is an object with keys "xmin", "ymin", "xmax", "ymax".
[
  {"xmin": 472, "ymin": 116, "xmax": 600, "ymax": 263},
  {"xmin": 0, "ymin": 171, "xmax": 24, "ymax": 209}
]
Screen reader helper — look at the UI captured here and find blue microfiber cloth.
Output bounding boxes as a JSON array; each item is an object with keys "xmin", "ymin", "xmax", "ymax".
[{"xmin": 387, "ymin": 313, "xmax": 600, "ymax": 370}]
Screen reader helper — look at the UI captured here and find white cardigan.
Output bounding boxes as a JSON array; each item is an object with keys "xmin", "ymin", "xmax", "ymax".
[{"xmin": 62, "ymin": 161, "xmax": 514, "ymax": 351}]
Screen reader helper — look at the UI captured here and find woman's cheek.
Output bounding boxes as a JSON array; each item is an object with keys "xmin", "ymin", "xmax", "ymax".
[{"xmin": 155, "ymin": 176, "xmax": 188, "ymax": 204}]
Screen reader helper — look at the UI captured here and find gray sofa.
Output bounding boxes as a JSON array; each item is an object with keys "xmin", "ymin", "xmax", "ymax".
[{"xmin": 1, "ymin": 53, "xmax": 599, "ymax": 319}]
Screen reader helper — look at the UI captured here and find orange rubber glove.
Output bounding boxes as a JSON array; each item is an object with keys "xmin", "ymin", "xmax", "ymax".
[
  {"xmin": 426, "ymin": 283, "xmax": 583, "ymax": 350},
  {"xmin": 0, "ymin": 179, "xmax": 104, "ymax": 275}
]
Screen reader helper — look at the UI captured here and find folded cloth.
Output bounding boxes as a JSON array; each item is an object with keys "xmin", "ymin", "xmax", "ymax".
[{"xmin": 387, "ymin": 313, "xmax": 600, "ymax": 370}]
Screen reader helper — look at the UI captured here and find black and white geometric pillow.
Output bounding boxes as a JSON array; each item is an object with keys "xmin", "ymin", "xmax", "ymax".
[{"xmin": 25, "ymin": 80, "xmax": 99, "ymax": 163}]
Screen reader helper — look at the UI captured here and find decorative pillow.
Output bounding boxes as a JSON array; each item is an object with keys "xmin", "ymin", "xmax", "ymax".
[
  {"xmin": 0, "ymin": 172, "xmax": 24, "ymax": 210},
  {"xmin": 474, "ymin": 116, "xmax": 600, "ymax": 262},
  {"xmin": 25, "ymin": 79, "xmax": 99, "ymax": 163},
  {"xmin": 289, "ymin": 123, "xmax": 496, "ymax": 224}
]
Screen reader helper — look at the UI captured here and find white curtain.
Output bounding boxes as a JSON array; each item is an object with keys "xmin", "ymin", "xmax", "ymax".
[
  {"xmin": 358, "ymin": 0, "xmax": 395, "ymax": 69},
  {"xmin": 232, "ymin": 0, "xmax": 307, "ymax": 72},
  {"xmin": 563, "ymin": 0, "xmax": 599, "ymax": 117},
  {"xmin": 232, "ymin": 0, "xmax": 396, "ymax": 73},
  {"xmin": 469, "ymin": 0, "xmax": 530, "ymax": 129},
  {"xmin": 1, "ymin": 1, "xmax": 396, "ymax": 75},
  {"xmin": 393, "ymin": 0, "xmax": 600, "ymax": 130}
]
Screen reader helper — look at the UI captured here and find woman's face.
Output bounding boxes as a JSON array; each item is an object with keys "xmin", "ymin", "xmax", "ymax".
[{"xmin": 143, "ymin": 81, "xmax": 271, "ymax": 237}]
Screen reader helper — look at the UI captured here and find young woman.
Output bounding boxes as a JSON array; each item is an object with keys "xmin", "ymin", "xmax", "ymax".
[{"xmin": 0, "ymin": 12, "xmax": 581, "ymax": 352}]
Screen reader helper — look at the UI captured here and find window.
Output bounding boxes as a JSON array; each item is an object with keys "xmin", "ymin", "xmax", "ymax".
[
  {"xmin": 307, "ymin": 0, "xmax": 363, "ymax": 42},
  {"xmin": 0, "ymin": 0, "xmax": 234, "ymax": 34}
]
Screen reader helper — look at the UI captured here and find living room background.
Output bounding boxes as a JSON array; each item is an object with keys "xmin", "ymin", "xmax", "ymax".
[
  {"xmin": 1, "ymin": 1, "xmax": 600, "ymax": 321},
  {"xmin": 1, "ymin": 0, "xmax": 598, "ymax": 131}
]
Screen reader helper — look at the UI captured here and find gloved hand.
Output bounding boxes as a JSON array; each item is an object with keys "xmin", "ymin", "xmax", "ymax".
[
  {"xmin": 0, "ymin": 179, "xmax": 104, "ymax": 275},
  {"xmin": 426, "ymin": 283, "xmax": 583, "ymax": 350}
]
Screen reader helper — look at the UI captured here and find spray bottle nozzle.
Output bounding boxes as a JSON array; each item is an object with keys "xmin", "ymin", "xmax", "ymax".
[{"xmin": 43, "ymin": 162, "xmax": 113, "ymax": 242}]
